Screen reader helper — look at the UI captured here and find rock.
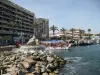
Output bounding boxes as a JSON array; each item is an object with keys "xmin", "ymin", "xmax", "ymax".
[
  {"xmin": 35, "ymin": 62, "xmax": 40, "ymax": 67},
  {"xmin": 47, "ymin": 69, "xmax": 52, "ymax": 73},
  {"xmin": 53, "ymin": 60, "xmax": 59, "ymax": 67},
  {"xmin": 49, "ymin": 72, "xmax": 55, "ymax": 75},
  {"xmin": 54, "ymin": 69, "xmax": 59, "ymax": 74},
  {"xmin": 41, "ymin": 65, "xmax": 46, "ymax": 73},
  {"xmin": 33, "ymin": 52, "xmax": 38, "ymax": 56},
  {"xmin": 32, "ymin": 70, "xmax": 41, "ymax": 75},
  {"xmin": 25, "ymin": 73, "xmax": 34, "ymax": 75},
  {"xmin": 47, "ymin": 57, "xmax": 54, "ymax": 63},
  {"xmin": 10, "ymin": 56, "xmax": 16, "ymax": 61},
  {"xmin": 23, "ymin": 61, "xmax": 30, "ymax": 69},
  {"xmin": 47, "ymin": 63, "xmax": 55, "ymax": 71},
  {"xmin": 60, "ymin": 60, "xmax": 65, "ymax": 65},
  {"xmin": 35, "ymin": 66, "xmax": 40, "ymax": 72},
  {"xmin": 42, "ymin": 72, "xmax": 49, "ymax": 75},
  {"xmin": 11, "ymin": 70, "xmax": 18, "ymax": 75},
  {"xmin": 24, "ymin": 58, "xmax": 37, "ymax": 65},
  {"xmin": 40, "ymin": 56, "xmax": 47, "ymax": 61},
  {"xmin": 3, "ymin": 62, "xmax": 11, "ymax": 65},
  {"xmin": 27, "ymin": 55, "xmax": 33, "ymax": 59}
]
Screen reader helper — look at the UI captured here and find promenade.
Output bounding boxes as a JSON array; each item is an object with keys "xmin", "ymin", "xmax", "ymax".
[{"xmin": 0, "ymin": 45, "xmax": 15, "ymax": 51}]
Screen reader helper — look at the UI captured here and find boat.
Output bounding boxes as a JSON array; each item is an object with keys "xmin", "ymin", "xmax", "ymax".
[{"xmin": 41, "ymin": 40, "xmax": 71, "ymax": 50}]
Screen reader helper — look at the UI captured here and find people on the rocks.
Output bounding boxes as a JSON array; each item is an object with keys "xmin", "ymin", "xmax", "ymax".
[
  {"xmin": 39, "ymin": 41, "xmax": 70, "ymax": 48},
  {"xmin": 15, "ymin": 41, "xmax": 21, "ymax": 48}
]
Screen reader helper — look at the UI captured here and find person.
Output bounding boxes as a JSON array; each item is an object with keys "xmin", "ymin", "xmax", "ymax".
[
  {"xmin": 66, "ymin": 42, "xmax": 69, "ymax": 47},
  {"xmin": 40, "ymin": 44, "xmax": 46, "ymax": 51},
  {"xmin": 16, "ymin": 41, "xmax": 20, "ymax": 48}
]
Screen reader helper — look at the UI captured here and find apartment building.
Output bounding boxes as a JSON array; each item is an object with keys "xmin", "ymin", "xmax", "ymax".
[
  {"xmin": 0, "ymin": 0, "xmax": 35, "ymax": 45},
  {"xmin": 66, "ymin": 28, "xmax": 85, "ymax": 40}
]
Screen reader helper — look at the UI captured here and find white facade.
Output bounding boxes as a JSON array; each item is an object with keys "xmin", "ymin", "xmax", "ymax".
[{"xmin": 49, "ymin": 30, "xmax": 63, "ymax": 37}]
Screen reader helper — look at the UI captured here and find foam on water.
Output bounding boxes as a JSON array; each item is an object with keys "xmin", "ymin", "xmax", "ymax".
[
  {"xmin": 64, "ymin": 57, "xmax": 82, "ymax": 63},
  {"xmin": 61, "ymin": 57, "xmax": 89, "ymax": 75}
]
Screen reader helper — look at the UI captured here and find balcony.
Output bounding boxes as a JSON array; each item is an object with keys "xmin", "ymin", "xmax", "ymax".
[
  {"xmin": 0, "ymin": 10, "xmax": 16, "ymax": 18},
  {"xmin": 0, "ymin": 4, "xmax": 16, "ymax": 13},
  {"xmin": 0, "ymin": 30, "xmax": 13, "ymax": 34}
]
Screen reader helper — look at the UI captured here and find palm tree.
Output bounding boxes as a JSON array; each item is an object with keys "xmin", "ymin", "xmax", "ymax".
[
  {"xmin": 50, "ymin": 25, "xmax": 58, "ymax": 35},
  {"xmin": 60, "ymin": 28, "xmax": 66, "ymax": 35},
  {"xmin": 33, "ymin": 22, "xmax": 40, "ymax": 38},
  {"xmin": 70, "ymin": 28, "xmax": 75, "ymax": 40},
  {"xmin": 60, "ymin": 28, "xmax": 66, "ymax": 41},
  {"xmin": 88, "ymin": 29, "xmax": 91, "ymax": 39}
]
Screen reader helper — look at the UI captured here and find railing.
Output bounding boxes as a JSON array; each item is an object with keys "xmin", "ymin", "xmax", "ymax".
[{"xmin": 0, "ymin": 30, "xmax": 13, "ymax": 34}]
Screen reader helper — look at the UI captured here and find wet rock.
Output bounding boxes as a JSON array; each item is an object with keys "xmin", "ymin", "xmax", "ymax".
[{"xmin": 53, "ymin": 60, "xmax": 59, "ymax": 68}]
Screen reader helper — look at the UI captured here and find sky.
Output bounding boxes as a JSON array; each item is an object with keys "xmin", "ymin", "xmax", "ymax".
[{"xmin": 11, "ymin": 0, "xmax": 100, "ymax": 33}]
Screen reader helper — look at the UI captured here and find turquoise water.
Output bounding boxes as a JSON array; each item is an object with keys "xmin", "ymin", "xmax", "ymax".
[{"xmin": 55, "ymin": 45, "xmax": 100, "ymax": 75}]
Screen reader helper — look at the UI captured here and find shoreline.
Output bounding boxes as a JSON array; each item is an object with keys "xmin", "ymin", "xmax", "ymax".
[{"xmin": 0, "ymin": 51, "xmax": 66, "ymax": 75}]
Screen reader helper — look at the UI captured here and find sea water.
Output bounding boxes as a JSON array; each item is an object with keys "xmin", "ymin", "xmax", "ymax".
[{"xmin": 55, "ymin": 44, "xmax": 100, "ymax": 75}]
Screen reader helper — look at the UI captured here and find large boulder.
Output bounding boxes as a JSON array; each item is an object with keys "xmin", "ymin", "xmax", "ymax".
[
  {"xmin": 24, "ymin": 58, "xmax": 37, "ymax": 65},
  {"xmin": 47, "ymin": 57, "xmax": 54, "ymax": 63},
  {"xmin": 46, "ymin": 63, "xmax": 56, "ymax": 72}
]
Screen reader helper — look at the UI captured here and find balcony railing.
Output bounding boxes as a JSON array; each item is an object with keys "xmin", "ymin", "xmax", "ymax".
[{"xmin": 0, "ymin": 30, "xmax": 13, "ymax": 34}]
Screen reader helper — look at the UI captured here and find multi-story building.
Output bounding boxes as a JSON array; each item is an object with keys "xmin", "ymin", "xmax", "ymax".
[
  {"xmin": 0, "ymin": 0, "xmax": 35, "ymax": 45},
  {"xmin": 35, "ymin": 18, "xmax": 49, "ymax": 40},
  {"xmin": 66, "ymin": 28, "xmax": 85, "ymax": 40}
]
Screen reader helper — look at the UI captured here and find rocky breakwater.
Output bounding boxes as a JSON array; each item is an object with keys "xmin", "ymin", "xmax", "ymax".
[{"xmin": 0, "ymin": 51, "xmax": 66, "ymax": 75}]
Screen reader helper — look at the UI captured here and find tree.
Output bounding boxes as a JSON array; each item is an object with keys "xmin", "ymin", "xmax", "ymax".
[
  {"xmin": 50, "ymin": 25, "xmax": 58, "ymax": 35},
  {"xmin": 88, "ymin": 29, "xmax": 91, "ymax": 39},
  {"xmin": 60, "ymin": 28, "xmax": 66, "ymax": 35},
  {"xmin": 61, "ymin": 35, "xmax": 66, "ymax": 41},
  {"xmin": 33, "ymin": 22, "xmax": 40, "ymax": 38},
  {"xmin": 70, "ymin": 28, "xmax": 75, "ymax": 40}
]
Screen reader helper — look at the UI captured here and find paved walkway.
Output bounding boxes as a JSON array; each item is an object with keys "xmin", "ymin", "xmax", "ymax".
[{"xmin": 0, "ymin": 45, "xmax": 16, "ymax": 51}]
